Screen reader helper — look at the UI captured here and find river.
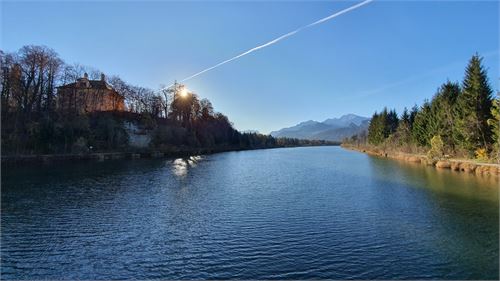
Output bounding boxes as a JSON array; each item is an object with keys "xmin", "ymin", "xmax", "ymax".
[{"xmin": 1, "ymin": 146, "xmax": 498, "ymax": 279}]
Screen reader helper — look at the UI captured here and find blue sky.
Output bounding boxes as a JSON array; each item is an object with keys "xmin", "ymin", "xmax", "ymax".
[{"xmin": 1, "ymin": 1, "xmax": 498, "ymax": 133}]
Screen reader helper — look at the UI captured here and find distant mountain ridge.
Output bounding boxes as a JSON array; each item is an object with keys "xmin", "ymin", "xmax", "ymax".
[{"xmin": 270, "ymin": 114, "xmax": 370, "ymax": 141}]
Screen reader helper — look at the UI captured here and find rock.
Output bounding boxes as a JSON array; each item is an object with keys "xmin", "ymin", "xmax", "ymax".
[
  {"xmin": 475, "ymin": 166, "xmax": 486, "ymax": 175},
  {"xmin": 468, "ymin": 164, "xmax": 477, "ymax": 173},
  {"xmin": 435, "ymin": 160, "xmax": 451, "ymax": 169},
  {"xmin": 450, "ymin": 162, "xmax": 460, "ymax": 171},
  {"xmin": 459, "ymin": 163, "xmax": 477, "ymax": 173},
  {"xmin": 407, "ymin": 156, "xmax": 421, "ymax": 163},
  {"xmin": 458, "ymin": 163, "xmax": 466, "ymax": 172},
  {"xmin": 490, "ymin": 166, "xmax": 500, "ymax": 175}
]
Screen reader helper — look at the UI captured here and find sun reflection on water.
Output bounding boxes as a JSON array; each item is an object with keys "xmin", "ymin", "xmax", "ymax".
[{"xmin": 171, "ymin": 155, "xmax": 203, "ymax": 178}]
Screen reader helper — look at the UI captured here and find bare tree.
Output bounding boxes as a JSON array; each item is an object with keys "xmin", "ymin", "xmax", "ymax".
[{"xmin": 159, "ymin": 84, "xmax": 173, "ymax": 118}]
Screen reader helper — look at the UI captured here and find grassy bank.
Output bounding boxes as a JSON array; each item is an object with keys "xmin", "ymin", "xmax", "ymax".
[{"xmin": 342, "ymin": 143, "xmax": 500, "ymax": 178}]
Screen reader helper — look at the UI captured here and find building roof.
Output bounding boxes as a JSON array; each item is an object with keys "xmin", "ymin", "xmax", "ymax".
[{"xmin": 58, "ymin": 80, "xmax": 111, "ymax": 90}]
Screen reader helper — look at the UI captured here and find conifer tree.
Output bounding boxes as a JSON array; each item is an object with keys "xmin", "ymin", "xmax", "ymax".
[
  {"xmin": 454, "ymin": 54, "xmax": 493, "ymax": 153},
  {"xmin": 401, "ymin": 107, "xmax": 410, "ymax": 124},
  {"xmin": 412, "ymin": 101, "xmax": 431, "ymax": 146},
  {"xmin": 430, "ymin": 81, "xmax": 460, "ymax": 151},
  {"xmin": 387, "ymin": 109, "xmax": 399, "ymax": 135},
  {"xmin": 409, "ymin": 105, "xmax": 419, "ymax": 130},
  {"xmin": 394, "ymin": 108, "xmax": 412, "ymax": 147},
  {"xmin": 487, "ymin": 96, "xmax": 500, "ymax": 160},
  {"xmin": 368, "ymin": 112, "xmax": 384, "ymax": 145},
  {"xmin": 367, "ymin": 108, "xmax": 399, "ymax": 145}
]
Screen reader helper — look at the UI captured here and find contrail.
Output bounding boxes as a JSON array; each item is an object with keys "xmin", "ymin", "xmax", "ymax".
[{"xmin": 167, "ymin": 0, "xmax": 373, "ymax": 88}]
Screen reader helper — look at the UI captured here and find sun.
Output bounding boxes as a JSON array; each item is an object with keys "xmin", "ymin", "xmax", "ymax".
[{"xmin": 179, "ymin": 87, "xmax": 189, "ymax": 98}]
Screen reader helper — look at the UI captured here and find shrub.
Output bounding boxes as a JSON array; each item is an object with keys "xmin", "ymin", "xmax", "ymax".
[
  {"xmin": 427, "ymin": 135, "xmax": 444, "ymax": 160},
  {"xmin": 474, "ymin": 148, "xmax": 489, "ymax": 162}
]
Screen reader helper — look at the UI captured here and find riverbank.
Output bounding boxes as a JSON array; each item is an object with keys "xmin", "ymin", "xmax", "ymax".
[
  {"xmin": 1, "ymin": 144, "xmax": 339, "ymax": 166},
  {"xmin": 342, "ymin": 144, "xmax": 500, "ymax": 178},
  {"xmin": 0, "ymin": 146, "xmax": 254, "ymax": 166},
  {"xmin": 1, "ymin": 148, "xmax": 215, "ymax": 166}
]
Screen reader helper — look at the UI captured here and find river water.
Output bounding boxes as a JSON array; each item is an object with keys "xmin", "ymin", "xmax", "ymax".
[{"xmin": 1, "ymin": 146, "xmax": 498, "ymax": 279}]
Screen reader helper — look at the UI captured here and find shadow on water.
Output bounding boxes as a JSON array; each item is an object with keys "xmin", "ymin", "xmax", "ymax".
[{"xmin": 2, "ymin": 159, "xmax": 164, "ymax": 185}]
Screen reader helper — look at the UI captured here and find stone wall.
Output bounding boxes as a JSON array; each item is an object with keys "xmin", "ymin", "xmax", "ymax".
[{"xmin": 124, "ymin": 121, "xmax": 151, "ymax": 148}]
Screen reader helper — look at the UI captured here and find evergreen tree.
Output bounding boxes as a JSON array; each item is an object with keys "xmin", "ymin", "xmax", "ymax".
[
  {"xmin": 368, "ymin": 111, "xmax": 386, "ymax": 145},
  {"xmin": 367, "ymin": 108, "xmax": 399, "ymax": 145},
  {"xmin": 412, "ymin": 101, "xmax": 432, "ymax": 146},
  {"xmin": 401, "ymin": 107, "xmax": 410, "ymax": 124},
  {"xmin": 455, "ymin": 54, "xmax": 493, "ymax": 153},
  {"xmin": 430, "ymin": 81, "xmax": 460, "ymax": 151},
  {"xmin": 363, "ymin": 53, "xmax": 495, "ymax": 159},
  {"xmin": 368, "ymin": 112, "xmax": 384, "ymax": 145},
  {"xmin": 409, "ymin": 104, "xmax": 419, "ymax": 130},
  {"xmin": 392, "ymin": 108, "xmax": 411, "ymax": 147},
  {"xmin": 387, "ymin": 109, "xmax": 399, "ymax": 135},
  {"xmin": 487, "ymin": 96, "xmax": 500, "ymax": 160}
]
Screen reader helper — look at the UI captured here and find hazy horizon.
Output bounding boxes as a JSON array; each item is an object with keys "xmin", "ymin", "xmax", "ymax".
[{"xmin": 1, "ymin": 0, "xmax": 498, "ymax": 134}]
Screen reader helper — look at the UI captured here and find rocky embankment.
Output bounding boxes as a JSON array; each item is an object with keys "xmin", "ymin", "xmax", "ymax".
[{"xmin": 342, "ymin": 144, "xmax": 500, "ymax": 178}]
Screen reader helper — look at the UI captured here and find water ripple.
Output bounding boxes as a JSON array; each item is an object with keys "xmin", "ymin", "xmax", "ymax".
[{"xmin": 1, "ymin": 147, "xmax": 498, "ymax": 279}]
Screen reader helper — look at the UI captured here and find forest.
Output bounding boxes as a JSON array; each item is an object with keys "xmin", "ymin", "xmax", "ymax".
[
  {"xmin": 0, "ymin": 45, "xmax": 334, "ymax": 156},
  {"xmin": 345, "ymin": 54, "xmax": 499, "ymax": 162}
]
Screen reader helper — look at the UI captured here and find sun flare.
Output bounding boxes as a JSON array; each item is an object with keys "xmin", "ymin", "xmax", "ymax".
[{"xmin": 179, "ymin": 87, "xmax": 189, "ymax": 98}]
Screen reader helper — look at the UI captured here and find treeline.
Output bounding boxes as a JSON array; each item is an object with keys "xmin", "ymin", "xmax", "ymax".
[
  {"xmin": 1, "ymin": 45, "xmax": 332, "ymax": 155},
  {"xmin": 345, "ymin": 54, "xmax": 499, "ymax": 162}
]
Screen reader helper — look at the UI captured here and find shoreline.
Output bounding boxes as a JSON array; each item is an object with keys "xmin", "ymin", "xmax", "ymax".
[
  {"xmin": 0, "ymin": 147, "xmax": 262, "ymax": 166},
  {"xmin": 1, "ymin": 144, "xmax": 339, "ymax": 167},
  {"xmin": 341, "ymin": 144, "xmax": 500, "ymax": 178}
]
